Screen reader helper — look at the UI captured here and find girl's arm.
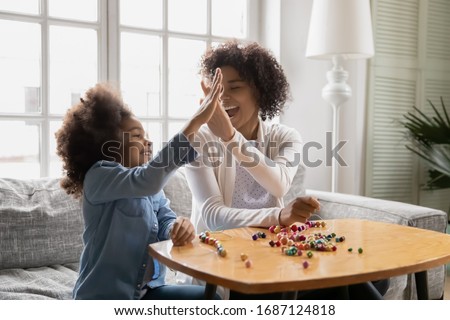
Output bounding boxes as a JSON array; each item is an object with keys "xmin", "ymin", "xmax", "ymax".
[
  {"xmin": 85, "ymin": 133, "xmax": 196, "ymax": 204},
  {"xmin": 157, "ymin": 193, "xmax": 195, "ymax": 245},
  {"xmin": 156, "ymin": 192, "xmax": 177, "ymax": 241},
  {"xmin": 84, "ymin": 70, "xmax": 223, "ymax": 204}
]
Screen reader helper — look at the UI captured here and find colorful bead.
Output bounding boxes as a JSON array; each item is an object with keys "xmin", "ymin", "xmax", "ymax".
[
  {"xmin": 252, "ymin": 234, "xmax": 258, "ymax": 241},
  {"xmin": 348, "ymin": 247, "xmax": 353, "ymax": 252},
  {"xmin": 307, "ymin": 251, "xmax": 313, "ymax": 258},
  {"xmin": 303, "ymin": 261, "xmax": 309, "ymax": 269},
  {"xmin": 198, "ymin": 231, "xmax": 226, "ymax": 258},
  {"xmin": 218, "ymin": 248, "xmax": 227, "ymax": 257},
  {"xmin": 269, "ymin": 240, "xmax": 275, "ymax": 247},
  {"xmin": 240, "ymin": 253, "xmax": 248, "ymax": 261},
  {"xmin": 244, "ymin": 259, "xmax": 252, "ymax": 268},
  {"xmin": 358, "ymin": 247, "xmax": 363, "ymax": 254}
]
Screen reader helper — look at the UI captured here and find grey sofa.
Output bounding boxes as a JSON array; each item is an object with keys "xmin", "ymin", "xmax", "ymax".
[{"xmin": 0, "ymin": 168, "xmax": 447, "ymax": 299}]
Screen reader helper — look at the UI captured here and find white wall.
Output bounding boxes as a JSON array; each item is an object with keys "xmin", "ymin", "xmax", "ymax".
[{"xmin": 260, "ymin": 0, "xmax": 370, "ymax": 195}]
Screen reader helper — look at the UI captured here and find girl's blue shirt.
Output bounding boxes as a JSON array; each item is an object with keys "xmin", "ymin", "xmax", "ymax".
[{"xmin": 73, "ymin": 133, "xmax": 196, "ymax": 299}]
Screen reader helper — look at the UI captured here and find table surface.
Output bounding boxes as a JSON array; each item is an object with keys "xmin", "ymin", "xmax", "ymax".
[{"xmin": 148, "ymin": 219, "xmax": 450, "ymax": 294}]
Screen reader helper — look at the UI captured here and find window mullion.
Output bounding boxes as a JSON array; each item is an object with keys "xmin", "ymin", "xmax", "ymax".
[
  {"xmin": 162, "ymin": 0, "xmax": 169, "ymax": 143},
  {"xmin": 99, "ymin": 0, "xmax": 108, "ymax": 82},
  {"xmin": 106, "ymin": 0, "xmax": 120, "ymax": 84},
  {"xmin": 207, "ymin": 0, "xmax": 212, "ymax": 43},
  {"xmin": 40, "ymin": 0, "xmax": 50, "ymax": 177}
]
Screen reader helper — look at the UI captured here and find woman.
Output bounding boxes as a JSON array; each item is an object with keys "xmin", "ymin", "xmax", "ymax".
[
  {"xmin": 181, "ymin": 40, "xmax": 320, "ymax": 299},
  {"xmin": 186, "ymin": 40, "xmax": 319, "ymax": 236},
  {"xmin": 183, "ymin": 40, "xmax": 389, "ymax": 300}
]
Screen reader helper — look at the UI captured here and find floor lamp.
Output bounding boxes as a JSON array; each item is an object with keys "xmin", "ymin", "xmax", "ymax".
[{"xmin": 305, "ymin": 0, "xmax": 374, "ymax": 192}]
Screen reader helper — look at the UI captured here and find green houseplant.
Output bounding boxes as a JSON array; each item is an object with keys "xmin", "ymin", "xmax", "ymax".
[{"xmin": 402, "ymin": 97, "xmax": 450, "ymax": 189}]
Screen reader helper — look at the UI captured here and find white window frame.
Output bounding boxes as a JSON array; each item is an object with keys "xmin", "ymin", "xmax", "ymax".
[
  {"xmin": 0, "ymin": 0, "xmax": 259, "ymax": 178},
  {"xmin": 108, "ymin": 0, "xmax": 259, "ymax": 143}
]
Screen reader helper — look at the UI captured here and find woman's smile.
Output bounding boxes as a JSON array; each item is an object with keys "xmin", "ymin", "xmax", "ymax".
[{"xmin": 223, "ymin": 105, "xmax": 240, "ymax": 119}]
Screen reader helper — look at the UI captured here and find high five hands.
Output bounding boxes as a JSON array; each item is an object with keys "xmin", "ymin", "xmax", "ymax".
[
  {"xmin": 182, "ymin": 68, "xmax": 223, "ymax": 139},
  {"xmin": 200, "ymin": 70, "xmax": 235, "ymax": 142}
]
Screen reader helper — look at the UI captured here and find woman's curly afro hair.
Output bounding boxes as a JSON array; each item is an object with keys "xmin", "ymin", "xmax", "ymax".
[
  {"xmin": 200, "ymin": 40, "xmax": 291, "ymax": 121},
  {"xmin": 55, "ymin": 83, "xmax": 132, "ymax": 198}
]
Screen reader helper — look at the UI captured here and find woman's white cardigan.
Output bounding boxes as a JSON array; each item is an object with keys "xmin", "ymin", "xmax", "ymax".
[{"xmin": 187, "ymin": 119, "xmax": 304, "ymax": 233}]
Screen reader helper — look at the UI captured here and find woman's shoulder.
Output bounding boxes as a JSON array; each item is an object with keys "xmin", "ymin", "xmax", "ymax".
[{"xmin": 263, "ymin": 122, "xmax": 302, "ymax": 143}]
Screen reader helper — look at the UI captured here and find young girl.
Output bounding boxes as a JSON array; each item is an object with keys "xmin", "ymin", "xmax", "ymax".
[{"xmin": 56, "ymin": 70, "xmax": 222, "ymax": 299}]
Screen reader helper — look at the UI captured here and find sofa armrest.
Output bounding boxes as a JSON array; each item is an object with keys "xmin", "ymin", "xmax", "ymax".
[{"xmin": 306, "ymin": 189, "xmax": 448, "ymax": 233}]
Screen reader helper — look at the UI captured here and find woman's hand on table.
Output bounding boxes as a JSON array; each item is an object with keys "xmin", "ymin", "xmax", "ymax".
[{"xmin": 279, "ymin": 196, "xmax": 321, "ymax": 226}]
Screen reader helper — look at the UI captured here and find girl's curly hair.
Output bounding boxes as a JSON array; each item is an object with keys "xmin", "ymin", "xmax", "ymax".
[
  {"xmin": 200, "ymin": 40, "xmax": 291, "ymax": 121},
  {"xmin": 55, "ymin": 83, "xmax": 132, "ymax": 198}
]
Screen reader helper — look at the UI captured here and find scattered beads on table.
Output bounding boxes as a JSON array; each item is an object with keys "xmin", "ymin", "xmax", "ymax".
[
  {"xmin": 198, "ymin": 231, "xmax": 227, "ymax": 257},
  {"xmin": 252, "ymin": 231, "xmax": 266, "ymax": 240},
  {"xmin": 269, "ymin": 220, "xmax": 327, "ymax": 235},
  {"xmin": 276, "ymin": 232, "xmax": 340, "ymax": 254}
]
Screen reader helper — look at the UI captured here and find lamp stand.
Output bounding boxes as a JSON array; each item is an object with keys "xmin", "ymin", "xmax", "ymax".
[{"xmin": 322, "ymin": 55, "xmax": 352, "ymax": 192}]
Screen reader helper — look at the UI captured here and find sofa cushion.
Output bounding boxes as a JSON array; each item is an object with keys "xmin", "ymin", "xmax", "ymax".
[
  {"xmin": 0, "ymin": 178, "xmax": 83, "ymax": 269},
  {"xmin": 0, "ymin": 263, "xmax": 78, "ymax": 299},
  {"xmin": 163, "ymin": 168, "xmax": 192, "ymax": 218}
]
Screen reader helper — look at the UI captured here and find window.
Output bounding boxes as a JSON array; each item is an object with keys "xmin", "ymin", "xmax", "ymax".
[{"xmin": 0, "ymin": 0, "xmax": 257, "ymax": 178}]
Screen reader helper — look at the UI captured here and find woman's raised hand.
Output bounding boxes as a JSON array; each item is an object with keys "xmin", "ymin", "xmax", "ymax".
[
  {"xmin": 200, "ymin": 75, "xmax": 235, "ymax": 142},
  {"xmin": 181, "ymin": 68, "xmax": 223, "ymax": 139}
]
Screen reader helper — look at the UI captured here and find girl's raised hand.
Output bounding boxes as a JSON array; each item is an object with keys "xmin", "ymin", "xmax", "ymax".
[
  {"xmin": 181, "ymin": 68, "xmax": 223, "ymax": 139},
  {"xmin": 200, "ymin": 78, "xmax": 235, "ymax": 142}
]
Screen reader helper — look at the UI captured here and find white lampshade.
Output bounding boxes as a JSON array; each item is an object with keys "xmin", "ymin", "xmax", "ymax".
[{"xmin": 306, "ymin": 0, "xmax": 374, "ymax": 60}]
